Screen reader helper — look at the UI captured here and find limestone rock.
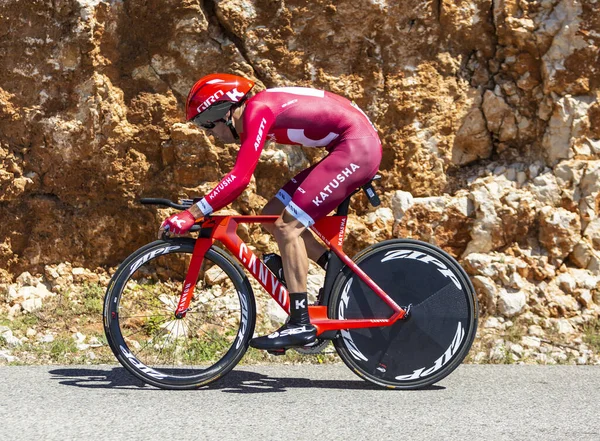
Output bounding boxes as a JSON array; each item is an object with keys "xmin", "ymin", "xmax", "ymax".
[
  {"xmin": 538, "ymin": 207, "xmax": 581, "ymax": 261},
  {"xmin": 497, "ymin": 289, "xmax": 527, "ymax": 317}
]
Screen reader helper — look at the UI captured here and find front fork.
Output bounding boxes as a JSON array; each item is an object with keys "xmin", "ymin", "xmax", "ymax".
[{"xmin": 174, "ymin": 238, "xmax": 213, "ymax": 318}]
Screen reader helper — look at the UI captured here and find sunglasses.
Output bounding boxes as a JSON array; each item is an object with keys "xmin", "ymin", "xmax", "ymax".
[
  {"xmin": 191, "ymin": 101, "xmax": 233, "ymax": 129},
  {"xmin": 192, "ymin": 117, "xmax": 224, "ymax": 129}
]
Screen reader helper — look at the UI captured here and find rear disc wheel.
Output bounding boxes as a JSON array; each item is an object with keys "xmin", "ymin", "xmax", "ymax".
[{"xmin": 329, "ymin": 239, "xmax": 478, "ymax": 389}]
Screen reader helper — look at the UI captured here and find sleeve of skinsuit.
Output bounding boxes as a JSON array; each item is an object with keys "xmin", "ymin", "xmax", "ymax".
[{"xmin": 194, "ymin": 102, "xmax": 276, "ymax": 216}]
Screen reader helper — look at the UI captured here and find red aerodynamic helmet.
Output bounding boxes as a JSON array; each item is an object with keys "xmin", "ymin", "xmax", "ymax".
[{"xmin": 185, "ymin": 73, "xmax": 255, "ymax": 124}]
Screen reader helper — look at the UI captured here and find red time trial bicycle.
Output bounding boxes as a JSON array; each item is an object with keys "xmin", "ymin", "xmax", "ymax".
[{"xmin": 103, "ymin": 176, "xmax": 478, "ymax": 389}]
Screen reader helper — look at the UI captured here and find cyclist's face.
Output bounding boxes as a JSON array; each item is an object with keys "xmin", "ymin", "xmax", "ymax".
[{"xmin": 206, "ymin": 120, "xmax": 236, "ymax": 143}]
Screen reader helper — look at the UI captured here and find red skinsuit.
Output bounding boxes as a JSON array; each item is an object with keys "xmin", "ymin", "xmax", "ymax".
[{"xmin": 196, "ymin": 87, "xmax": 382, "ymax": 226}]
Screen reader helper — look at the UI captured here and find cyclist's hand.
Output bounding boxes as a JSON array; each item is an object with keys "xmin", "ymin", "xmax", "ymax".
[{"xmin": 158, "ymin": 210, "xmax": 196, "ymax": 239}]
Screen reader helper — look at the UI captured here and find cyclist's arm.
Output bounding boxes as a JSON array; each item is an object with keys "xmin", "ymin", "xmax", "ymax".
[{"xmin": 194, "ymin": 103, "xmax": 275, "ymax": 216}]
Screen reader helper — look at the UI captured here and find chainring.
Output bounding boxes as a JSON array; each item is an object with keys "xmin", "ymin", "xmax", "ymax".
[{"xmin": 294, "ymin": 339, "xmax": 330, "ymax": 355}]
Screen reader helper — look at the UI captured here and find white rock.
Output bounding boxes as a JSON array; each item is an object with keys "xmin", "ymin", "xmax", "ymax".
[
  {"xmin": 509, "ymin": 343, "xmax": 524, "ymax": 357},
  {"xmin": 21, "ymin": 298, "xmax": 43, "ymax": 313},
  {"xmin": 552, "ymin": 351, "xmax": 568, "ymax": 363},
  {"xmin": 483, "ymin": 316, "xmax": 502, "ymax": 329},
  {"xmin": 577, "ymin": 354, "xmax": 589, "ymax": 364},
  {"xmin": 473, "ymin": 351, "xmax": 487, "ymax": 363},
  {"xmin": 568, "ymin": 268, "xmax": 599, "ymax": 290},
  {"xmin": 577, "ymin": 289, "xmax": 593, "ymax": 308},
  {"xmin": 528, "ymin": 163, "xmax": 541, "ymax": 179},
  {"xmin": 497, "ymin": 289, "xmax": 527, "ymax": 317},
  {"xmin": 366, "ymin": 207, "xmax": 394, "ymax": 226},
  {"xmin": 473, "ymin": 276, "xmax": 497, "ymax": 312},
  {"xmin": 38, "ymin": 334, "xmax": 55, "ymax": 343},
  {"xmin": 391, "ymin": 190, "xmax": 414, "ymax": 220},
  {"xmin": 528, "ymin": 173, "xmax": 561, "ymax": 206},
  {"xmin": 205, "ymin": 265, "xmax": 230, "ymax": 284},
  {"xmin": 8, "ymin": 304, "xmax": 21, "ymax": 319},
  {"xmin": 266, "ymin": 300, "xmax": 287, "ymax": 327},
  {"xmin": 7, "ymin": 285, "xmax": 19, "ymax": 301},
  {"xmin": 72, "ymin": 332, "xmax": 86, "ymax": 343},
  {"xmin": 542, "ymin": 95, "xmax": 592, "ymax": 165},
  {"xmin": 464, "ymin": 184, "xmax": 500, "ymax": 254},
  {"xmin": 535, "ymin": 353, "xmax": 551, "ymax": 364},
  {"xmin": 527, "ymin": 325, "xmax": 544, "ymax": 336},
  {"xmin": 0, "ymin": 350, "xmax": 17, "ymax": 363},
  {"xmin": 18, "ymin": 284, "xmax": 54, "ymax": 301},
  {"xmin": 88, "ymin": 337, "xmax": 103, "ymax": 348},
  {"xmin": 464, "ymin": 253, "xmax": 497, "ymax": 278},
  {"xmin": 16, "ymin": 272, "xmax": 39, "ymax": 287},
  {"xmin": 556, "ymin": 272, "xmax": 577, "ymax": 294},
  {"xmin": 521, "ymin": 336, "xmax": 541, "ymax": 348},
  {"xmin": 76, "ymin": 343, "xmax": 90, "ymax": 351},
  {"xmin": 555, "ymin": 319, "xmax": 575, "ymax": 335},
  {"xmin": 307, "ymin": 270, "xmax": 325, "ymax": 302},
  {"xmin": 0, "ymin": 327, "xmax": 22, "ymax": 347},
  {"xmin": 71, "ymin": 267, "xmax": 85, "ymax": 276},
  {"xmin": 489, "ymin": 344, "xmax": 508, "ymax": 362}
]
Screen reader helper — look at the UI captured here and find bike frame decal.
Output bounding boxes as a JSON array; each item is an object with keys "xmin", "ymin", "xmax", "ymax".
[
  {"xmin": 394, "ymin": 321, "xmax": 465, "ymax": 381},
  {"xmin": 182, "ymin": 215, "xmax": 408, "ymax": 336}
]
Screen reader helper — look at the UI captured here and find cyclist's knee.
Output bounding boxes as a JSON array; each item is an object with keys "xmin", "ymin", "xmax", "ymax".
[{"xmin": 273, "ymin": 212, "xmax": 305, "ymax": 242}]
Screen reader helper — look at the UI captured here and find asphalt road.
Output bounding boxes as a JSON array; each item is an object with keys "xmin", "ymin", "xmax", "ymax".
[{"xmin": 0, "ymin": 364, "xmax": 599, "ymax": 440}]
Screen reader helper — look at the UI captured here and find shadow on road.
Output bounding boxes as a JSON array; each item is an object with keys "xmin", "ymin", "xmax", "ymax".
[{"xmin": 48, "ymin": 367, "xmax": 445, "ymax": 393}]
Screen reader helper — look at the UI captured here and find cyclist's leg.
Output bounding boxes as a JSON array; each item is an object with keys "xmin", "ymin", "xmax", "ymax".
[
  {"xmin": 272, "ymin": 210, "xmax": 309, "ymax": 293},
  {"xmin": 262, "ymin": 197, "xmax": 326, "ymax": 263},
  {"xmin": 250, "ymin": 137, "xmax": 381, "ymax": 350},
  {"xmin": 277, "ymin": 136, "xmax": 381, "ymax": 292},
  {"xmin": 261, "ymin": 168, "xmax": 326, "ymax": 263},
  {"xmin": 250, "ymin": 207, "xmax": 317, "ymax": 350}
]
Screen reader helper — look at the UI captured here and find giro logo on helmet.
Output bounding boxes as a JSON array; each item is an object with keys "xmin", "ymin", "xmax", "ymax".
[{"xmin": 197, "ymin": 90, "xmax": 225, "ymax": 113}]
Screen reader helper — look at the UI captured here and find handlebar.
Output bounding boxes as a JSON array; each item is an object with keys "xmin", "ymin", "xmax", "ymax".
[
  {"xmin": 139, "ymin": 198, "xmax": 194, "ymax": 210},
  {"xmin": 140, "ymin": 198, "xmax": 201, "ymax": 233}
]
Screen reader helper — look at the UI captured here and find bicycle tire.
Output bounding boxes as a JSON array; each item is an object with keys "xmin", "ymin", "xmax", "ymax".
[
  {"xmin": 103, "ymin": 238, "xmax": 256, "ymax": 389},
  {"xmin": 328, "ymin": 239, "xmax": 478, "ymax": 389}
]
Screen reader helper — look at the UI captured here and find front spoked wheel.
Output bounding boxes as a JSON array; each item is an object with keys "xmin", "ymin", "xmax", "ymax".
[
  {"xmin": 103, "ymin": 238, "xmax": 255, "ymax": 389},
  {"xmin": 329, "ymin": 239, "xmax": 478, "ymax": 389}
]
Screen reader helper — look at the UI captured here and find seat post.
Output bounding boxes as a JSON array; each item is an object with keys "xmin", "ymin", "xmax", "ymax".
[{"xmin": 335, "ymin": 195, "xmax": 352, "ymax": 216}]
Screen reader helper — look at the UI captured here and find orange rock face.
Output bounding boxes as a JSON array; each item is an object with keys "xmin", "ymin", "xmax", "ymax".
[{"xmin": 0, "ymin": 0, "xmax": 599, "ymax": 313}]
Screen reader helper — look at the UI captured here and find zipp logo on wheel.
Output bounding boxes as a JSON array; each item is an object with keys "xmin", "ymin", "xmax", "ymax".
[
  {"xmin": 381, "ymin": 250, "xmax": 462, "ymax": 290},
  {"xmin": 394, "ymin": 322, "xmax": 465, "ymax": 381},
  {"xmin": 129, "ymin": 246, "xmax": 181, "ymax": 275}
]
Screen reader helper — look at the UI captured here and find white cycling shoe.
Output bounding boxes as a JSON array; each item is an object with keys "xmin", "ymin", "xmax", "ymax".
[{"xmin": 250, "ymin": 322, "xmax": 317, "ymax": 350}]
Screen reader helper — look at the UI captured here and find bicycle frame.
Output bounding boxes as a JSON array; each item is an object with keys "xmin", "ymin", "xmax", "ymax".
[{"xmin": 174, "ymin": 214, "xmax": 408, "ymax": 336}]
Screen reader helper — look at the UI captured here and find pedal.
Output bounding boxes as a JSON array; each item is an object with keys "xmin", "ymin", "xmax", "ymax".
[{"xmin": 267, "ymin": 348, "xmax": 287, "ymax": 356}]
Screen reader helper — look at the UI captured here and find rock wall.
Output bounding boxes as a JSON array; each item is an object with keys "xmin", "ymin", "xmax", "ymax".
[{"xmin": 1, "ymin": 1, "xmax": 599, "ymax": 360}]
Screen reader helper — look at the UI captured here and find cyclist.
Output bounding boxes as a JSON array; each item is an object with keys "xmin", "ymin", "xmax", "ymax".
[{"xmin": 159, "ymin": 73, "xmax": 382, "ymax": 351}]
